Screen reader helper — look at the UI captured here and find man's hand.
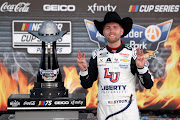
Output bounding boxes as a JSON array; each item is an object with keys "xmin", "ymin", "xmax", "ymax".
[
  {"xmin": 136, "ymin": 48, "xmax": 145, "ymax": 68},
  {"xmin": 77, "ymin": 50, "xmax": 88, "ymax": 71}
]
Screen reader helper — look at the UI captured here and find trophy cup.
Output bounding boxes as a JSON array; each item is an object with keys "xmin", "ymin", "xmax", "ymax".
[{"xmin": 29, "ymin": 21, "xmax": 68, "ymax": 98}]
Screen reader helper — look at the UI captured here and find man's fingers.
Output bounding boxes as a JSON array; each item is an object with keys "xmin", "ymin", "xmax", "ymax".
[
  {"xmin": 77, "ymin": 52, "xmax": 80, "ymax": 58},
  {"xmin": 136, "ymin": 47, "xmax": 144, "ymax": 56},
  {"xmin": 77, "ymin": 58, "xmax": 84, "ymax": 63},
  {"xmin": 77, "ymin": 50, "xmax": 83, "ymax": 58},
  {"xmin": 83, "ymin": 52, "xmax": 85, "ymax": 58},
  {"xmin": 136, "ymin": 47, "xmax": 140, "ymax": 55}
]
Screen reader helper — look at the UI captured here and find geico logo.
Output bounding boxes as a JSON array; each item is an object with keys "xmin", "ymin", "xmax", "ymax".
[
  {"xmin": 43, "ymin": 4, "xmax": 75, "ymax": 11},
  {"xmin": 124, "ymin": 29, "xmax": 143, "ymax": 38},
  {"xmin": 129, "ymin": 41, "xmax": 147, "ymax": 49},
  {"xmin": 23, "ymin": 101, "xmax": 36, "ymax": 105},
  {"xmin": 54, "ymin": 101, "xmax": 69, "ymax": 105}
]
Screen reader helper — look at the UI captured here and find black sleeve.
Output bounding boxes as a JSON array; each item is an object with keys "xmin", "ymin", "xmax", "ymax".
[
  {"xmin": 131, "ymin": 57, "xmax": 154, "ymax": 89},
  {"xmin": 80, "ymin": 56, "xmax": 98, "ymax": 89}
]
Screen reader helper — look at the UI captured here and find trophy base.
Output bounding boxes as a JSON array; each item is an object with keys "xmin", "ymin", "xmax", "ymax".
[
  {"xmin": 30, "ymin": 88, "xmax": 68, "ymax": 98},
  {"xmin": 30, "ymin": 82, "xmax": 68, "ymax": 98},
  {"xmin": 7, "ymin": 93, "xmax": 86, "ymax": 111}
]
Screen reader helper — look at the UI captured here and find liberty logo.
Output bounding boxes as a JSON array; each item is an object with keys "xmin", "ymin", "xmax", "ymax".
[
  {"xmin": 145, "ymin": 25, "xmax": 161, "ymax": 42},
  {"xmin": 104, "ymin": 68, "xmax": 120, "ymax": 83}
]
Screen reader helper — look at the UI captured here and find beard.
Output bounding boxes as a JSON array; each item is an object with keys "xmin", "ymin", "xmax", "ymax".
[{"xmin": 105, "ymin": 35, "xmax": 121, "ymax": 43}]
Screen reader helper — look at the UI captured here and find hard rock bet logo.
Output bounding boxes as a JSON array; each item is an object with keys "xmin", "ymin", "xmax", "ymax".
[{"xmin": 84, "ymin": 19, "xmax": 173, "ymax": 59}]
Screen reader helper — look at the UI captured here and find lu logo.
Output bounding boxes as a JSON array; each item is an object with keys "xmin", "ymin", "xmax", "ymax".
[{"xmin": 104, "ymin": 68, "xmax": 120, "ymax": 83}]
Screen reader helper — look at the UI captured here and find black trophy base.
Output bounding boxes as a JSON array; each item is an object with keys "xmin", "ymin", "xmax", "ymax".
[
  {"xmin": 7, "ymin": 93, "xmax": 86, "ymax": 111},
  {"xmin": 30, "ymin": 88, "xmax": 68, "ymax": 98},
  {"xmin": 30, "ymin": 82, "xmax": 68, "ymax": 98}
]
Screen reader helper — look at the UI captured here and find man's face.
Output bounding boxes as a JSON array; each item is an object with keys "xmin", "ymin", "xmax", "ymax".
[{"xmin": 103, "ymin": 22, "xmax": 124, "ymax": 44}]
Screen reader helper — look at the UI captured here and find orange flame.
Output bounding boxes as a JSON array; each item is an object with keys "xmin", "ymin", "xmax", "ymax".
[
  {"xmin": 86, "ymin": 80, "xmax": 98, "ymax": 108},
  {"xmin": 0, "ymin": 63, "xmax": 34, "ymax": 111},
  {"xmin": 63, "ymin": 66, "xmax": 98, "ymax": 108},
  {"xmin": 63, "ymin": 66, "xmax": 82, "ymax": 93},
  {"xmin": 136, "ymin": 25, "xmax": 180, "ymax": 109}
]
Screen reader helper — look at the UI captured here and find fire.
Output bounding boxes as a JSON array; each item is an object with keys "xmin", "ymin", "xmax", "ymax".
[
  {"xmin": 136, "ymin": 25, "xmax": 180, "ymax": 109},
  {"xmin": 63, "ymin": 66, "xmax": 82, "ymax": 93},
  {"xmin": 63, "ymin": 66, "xmax": 98, "ymax": 108},
  {"xmin": 86, "ymin": 80, "xmax": 98, "ymax": 108},
  {"xmin": 0, "ymin": 63, "xmax": 34, "ymax": 111}
]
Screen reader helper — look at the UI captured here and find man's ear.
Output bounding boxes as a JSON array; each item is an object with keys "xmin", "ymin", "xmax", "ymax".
[{"xmin": 121, "ymin": 28, "xmax": 124, "ymax": 36}]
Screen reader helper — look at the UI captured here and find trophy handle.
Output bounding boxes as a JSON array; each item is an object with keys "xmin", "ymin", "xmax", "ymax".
[
  {"xmin": 40, "ymin": 41, "xmax": 46, "ymax": 69},
  {"xmin": 52, "ymin": 41, "xmax": 59, "ymax": 69},
  {"xmin": 52, "ymin": 41, "xmax": 62, "ymax": 82},
  {"xmin": 47, "ymin": 42, "xmax": 51, "ymax": 69}
]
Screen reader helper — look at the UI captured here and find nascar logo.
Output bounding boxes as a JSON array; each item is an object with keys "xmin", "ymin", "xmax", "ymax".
[
  {"xmin": 20, "ymin": 23, "xmax": 63, "ymax": 31},
  {"xmin": 38, "ymin": 100, "xmax": 52, "ymax": 106}
]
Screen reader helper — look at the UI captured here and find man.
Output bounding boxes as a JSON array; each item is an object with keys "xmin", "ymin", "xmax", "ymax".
[{"xmin": 77, "ymin": 12, "xmax": 154, "ymax": 120}]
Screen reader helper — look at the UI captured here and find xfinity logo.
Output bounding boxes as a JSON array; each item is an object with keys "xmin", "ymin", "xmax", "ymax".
[
  {"xmin": 88, "ymin": 3, "xmax": 116, "ymax": 14},
  {"xmin": 0, "ymin": 2, "xmax": 30, "ymax": 12},
  {"xmin": 43, "ymin": 4, "xmax": 76, "ymax": 11}
]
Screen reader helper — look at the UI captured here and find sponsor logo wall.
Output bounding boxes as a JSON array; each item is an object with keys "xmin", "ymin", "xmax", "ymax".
[{"xmin": 0, "ymin": 0, "xmax": 180, "ymax": 111}]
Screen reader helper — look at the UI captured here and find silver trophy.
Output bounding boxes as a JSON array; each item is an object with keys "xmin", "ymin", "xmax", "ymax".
[{"xmin": 29, "ymin": 21, "xmax": 68, "ymax": 98}]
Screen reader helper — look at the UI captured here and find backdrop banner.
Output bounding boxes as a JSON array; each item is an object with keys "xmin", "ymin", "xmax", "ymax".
[{"xmin": 0, "ymin": 0, "xmax": 180, "ymax": 111}]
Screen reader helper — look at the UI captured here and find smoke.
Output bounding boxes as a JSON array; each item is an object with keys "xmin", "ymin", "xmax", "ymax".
[
  {"xmin": 3, "ymin": 52, "xmax": 40, "ymax": 83},
  {"xmin": 149, "ymin": 47, "xmax": 169, "ymax": 79}
]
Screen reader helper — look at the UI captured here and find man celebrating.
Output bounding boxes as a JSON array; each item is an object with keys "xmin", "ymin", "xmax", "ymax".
[{"xmin": 77, "ymin": 12, "xmax": 154, "ymax": 120}]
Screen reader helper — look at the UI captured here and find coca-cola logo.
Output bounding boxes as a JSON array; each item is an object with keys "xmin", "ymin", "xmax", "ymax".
[
  {"xmin": 23, "ymin": 101, "xmax": 36, "ymax": 105},
  {"xmin": 0, "ymin": 2, "xmax": 30, "ymax": 12}
]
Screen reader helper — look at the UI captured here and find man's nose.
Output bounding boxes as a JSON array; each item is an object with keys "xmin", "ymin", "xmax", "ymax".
[{"xmin": 109, "ymin": 27, "xmax": 114, "ymax": 33}]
